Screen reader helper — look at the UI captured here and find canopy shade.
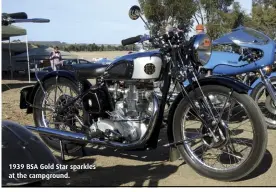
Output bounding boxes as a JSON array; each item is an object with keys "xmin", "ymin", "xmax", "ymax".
[
  {"xmin": 2, "ymin": 25, "xmax": 27, "ymax": 41},
  {"xmin": 13, "ymin": 46, "xmax": 77, "ymax": 60}
]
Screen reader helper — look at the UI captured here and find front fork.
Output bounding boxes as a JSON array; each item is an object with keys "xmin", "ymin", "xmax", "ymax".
[{"xmin": 259, "ymin": 69, "xmax": 276, "ymax": 103}]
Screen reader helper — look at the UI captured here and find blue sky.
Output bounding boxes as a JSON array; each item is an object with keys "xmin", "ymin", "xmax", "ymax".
[{"xmin": 2, "ymin": 0, "xmax": 252, "ymax": 44}]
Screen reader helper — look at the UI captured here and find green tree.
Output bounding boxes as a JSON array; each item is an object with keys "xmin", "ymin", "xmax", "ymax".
[
  {"xmin": 193, "ymin": 0, "xmax": 248, "ymax": 39},
  {"xmin": 246, "ymin": 1, "xmax": 276, "ymax": 39},
  {"xmin": 138, "ymin": 0, "xmax": 196, "ymax": 35},
  {"xmin": 253, "ymin": 0, "xmax": 276, "ymax": 8}
]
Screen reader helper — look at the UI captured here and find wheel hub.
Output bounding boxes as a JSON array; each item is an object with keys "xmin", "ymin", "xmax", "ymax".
[
  {"xmin": 201, "ymin": 120, "xmax": 229, "ymax": 148},
  {"xmin": 265, "ymin": 95, "xmax": 276, "ymax": 115},
  {"xmin": 54, "ymin": 94, "xmax": 79, "ymax": 128}
]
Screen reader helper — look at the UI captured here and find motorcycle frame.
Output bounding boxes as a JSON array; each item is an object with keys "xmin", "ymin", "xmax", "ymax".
[{"xmin": 22, "ymin": 44, "xmax": 250, "ymax": 150}]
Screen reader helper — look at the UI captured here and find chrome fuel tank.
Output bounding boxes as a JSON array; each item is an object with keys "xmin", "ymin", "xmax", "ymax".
[{"xmin": 103, "ymin": 50, "xmax": 163, "ymax": 80}]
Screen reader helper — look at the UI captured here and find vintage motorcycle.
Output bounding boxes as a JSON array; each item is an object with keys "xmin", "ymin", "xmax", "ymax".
[
  {"xmin": 20, "ymin": 6, "xmax": 268, "ymax": 181},
  {"xmin": 183, "ymin": 27, "xmax": 276, "ymax": 128}
]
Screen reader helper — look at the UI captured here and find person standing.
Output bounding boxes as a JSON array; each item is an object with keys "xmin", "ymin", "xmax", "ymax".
[{"xmin": 49, "ymin": 46, "xmax": 62, "ymax": 71}]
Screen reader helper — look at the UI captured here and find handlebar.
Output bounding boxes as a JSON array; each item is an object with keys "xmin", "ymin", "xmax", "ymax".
[
  {"xmin": 121, "ymin": 35, "xmax": 142, "ymax": 46},
  {"xmin": 12, "ymin": 18, "xmax": 50, "ymax": 23},
  {"xmin": 121, "ymin": 34, "xmax": 151, "ymax": 46},
  {"xmin": 121, "ymin": 29, "xmax": 189, "ymax": 53}
]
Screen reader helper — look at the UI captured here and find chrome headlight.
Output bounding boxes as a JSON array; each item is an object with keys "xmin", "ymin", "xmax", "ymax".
[
  {"xmin": 262, "ymin": 66, "xmax": 272, "ymax": 76},
  {"xmin": 192, "ymin": 33, "xmax": 212, "ymax": 65}
]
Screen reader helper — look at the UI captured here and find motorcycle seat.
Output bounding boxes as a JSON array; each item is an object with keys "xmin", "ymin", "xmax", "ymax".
[{"xmin": 64, "ymin": 63, "xmax": 107, "ymax": 79}]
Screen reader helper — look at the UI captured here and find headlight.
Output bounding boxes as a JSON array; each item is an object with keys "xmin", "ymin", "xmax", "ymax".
[
  {"xmin": 262, "ymin": 66, "xmax": 272, "ymax": 75},
  {"xmin": 192, "ymin": 33, "xmax": 212, "ymax": 65}
]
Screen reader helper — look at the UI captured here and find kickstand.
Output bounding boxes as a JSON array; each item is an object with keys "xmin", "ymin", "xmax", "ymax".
[{"xmin": 81, "ymin": 145, "xmax": 87, "ymax": 157}]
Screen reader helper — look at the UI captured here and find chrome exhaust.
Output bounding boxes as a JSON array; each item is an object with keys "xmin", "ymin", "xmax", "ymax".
[
  {"xmin": 26, "ymin": 125, "xmax": 120, "ymax": 147},
  {"xmin": 26, "ymin": 126, "xmax": 88, "ymax": 142},
  {"xmin": 25, "ymin": 125, "xmax": 143, "ymax": 148}
]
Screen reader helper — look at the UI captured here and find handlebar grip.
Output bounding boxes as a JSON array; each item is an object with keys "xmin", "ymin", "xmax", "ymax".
[
  {"xmin": 24, "ymin": 18, "xmax": 50, "ymax": 23},
  {"xmin": 7, "ymin": 12, "xmax": 28, "ymax": 19},
  {"xmin": 121, "ymin": 35, "xmax": 141, "ymax": 46}
]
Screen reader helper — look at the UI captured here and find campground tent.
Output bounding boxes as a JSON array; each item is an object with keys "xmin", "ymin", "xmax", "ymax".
[
  {"xmin": 2, "ymin": 24, "xmax": 29, "ymax": 80},
  {"xmin": 2, "ymin": 25, "xmax": 26, "ymax": 41}
]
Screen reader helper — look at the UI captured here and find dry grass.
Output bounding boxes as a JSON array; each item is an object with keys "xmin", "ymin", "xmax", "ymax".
[{"xmin": 71, "ymin": 51, "xmax": 129, "ymax": 60}]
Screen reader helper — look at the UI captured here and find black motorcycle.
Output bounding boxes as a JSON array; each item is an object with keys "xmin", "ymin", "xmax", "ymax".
[{"xmin": 19, "ymin": 6, "xmax": 267, "ymax": 181}]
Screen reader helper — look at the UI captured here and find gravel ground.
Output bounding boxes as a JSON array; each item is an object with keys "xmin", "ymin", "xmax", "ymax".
[{"xmin": 2, "ymin": 79, "xmax": 276, "ymax": 186}]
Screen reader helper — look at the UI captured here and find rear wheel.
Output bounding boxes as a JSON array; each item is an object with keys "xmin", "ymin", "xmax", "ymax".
[
  {"xmin": 33, "ymin": 77, "xmax": 88, "ymax": 154},
  {"xmin": 173, "ymin": 85, "xmax": 267, "ymax": 181}
]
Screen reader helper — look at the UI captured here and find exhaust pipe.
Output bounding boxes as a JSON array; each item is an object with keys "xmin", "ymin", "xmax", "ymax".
[
  {"xmin": 26, "ymin": 126, "xmax": 115, "ymax": 146},
  {"xmin": 25, "ymin": 126, "xmax": 133, "ymax": 148},
  {"xmin": 26, "ymin": 126, "xmax": 89, "ymax": 143}
]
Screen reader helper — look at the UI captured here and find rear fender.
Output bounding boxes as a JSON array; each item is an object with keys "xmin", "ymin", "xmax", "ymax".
[
  {"xmin": 21, "ymin": 70, "xmax": 91, "ymax": 114},
  {"xmin": 167, "ymin": 76, "xmax": 251, "ymax": 160}
]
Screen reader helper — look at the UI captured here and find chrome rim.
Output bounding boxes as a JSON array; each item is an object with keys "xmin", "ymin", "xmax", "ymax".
[
  {"xmin": 181, "ymin": 92, "xmax": 254, "ymax": 171},
  {"xmin": 254, "ymin": 81, "xmax": 276, "ymax": 126}
]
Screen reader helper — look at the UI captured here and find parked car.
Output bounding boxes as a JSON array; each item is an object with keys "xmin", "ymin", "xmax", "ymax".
[{"xmin": 41, "ymin": 58, "xmax": 105, "ymax": 72}]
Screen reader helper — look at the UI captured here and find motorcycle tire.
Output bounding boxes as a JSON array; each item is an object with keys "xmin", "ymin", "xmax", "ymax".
[
  {"xmin": 33, "ymin": 77, "xmax": 87, "ymax": 154},
  {"xmin": 173, "ymin": 85, "xmax": 267, "ymax": 181},
  {"xmin": 250, "ymin": 76, "xmax": 276, "ymax": 128}
]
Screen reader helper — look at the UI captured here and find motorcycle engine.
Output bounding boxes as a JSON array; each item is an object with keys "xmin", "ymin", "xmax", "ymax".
[{"xmin": 91, "ymin": 82, "xmax": 156, "ymax": 142}]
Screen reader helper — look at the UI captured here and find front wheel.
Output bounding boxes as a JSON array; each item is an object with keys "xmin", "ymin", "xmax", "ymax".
[
  {"xmin": 250, "ymin": 76, "xmax": 276, "ymax": 128},
  {"xmin": 173, "ymin": 85, "xmax": 267, "ymax": 181}
]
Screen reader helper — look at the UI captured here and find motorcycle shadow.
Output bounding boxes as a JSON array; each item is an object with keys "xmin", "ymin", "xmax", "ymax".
[
  {"xmin": 238, "ymin": 149, "xmax": 273, "ymax": 181},
  {"xmin": 43, "ymin": 158, "xmax": 179, "ymax": 186}
]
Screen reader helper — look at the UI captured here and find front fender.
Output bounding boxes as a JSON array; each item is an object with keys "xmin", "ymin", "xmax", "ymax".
[
  {"xmin": 248, "ymin": 72, "xmax": 276, "ymax": 95},
  {"xmin": 183, "ymin": 75, "xmax": 251, "ymax": 93},
  {"xmin": 21, "ymin": 70, "xmax": 91, "ymax": 114},
  {"xmin": 167, "ymin": 76, "xmax": 251, "ymax": 160}
]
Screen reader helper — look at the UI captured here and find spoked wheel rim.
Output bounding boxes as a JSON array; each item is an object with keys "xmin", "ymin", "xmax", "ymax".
[
  {"xmin": 41, "ymin": 83, "xmax": 84, "ymax": 136},
  {"xmin": 254, "ymin": 82, "xmax": 276, "ymax": 126},
  {"xmin": 181, "ymin": 92, "xmax": 254, "ymax": 171}
]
